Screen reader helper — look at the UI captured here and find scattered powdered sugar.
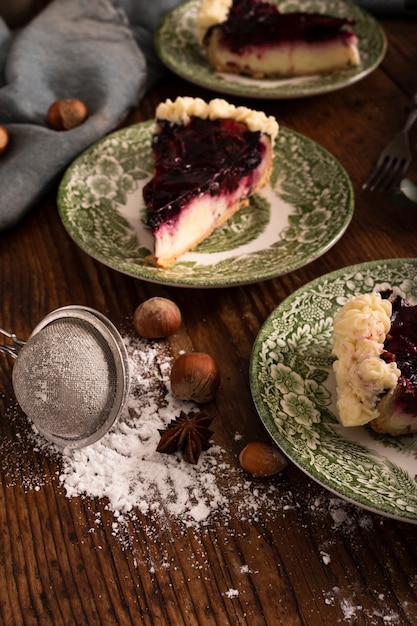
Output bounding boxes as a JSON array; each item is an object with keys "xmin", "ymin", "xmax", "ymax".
[
  {"xmin": 0, "ymin": 333, "xmax": 407, "ymax": 623},
  {"xmin": 320, "ymin": 550, "xmax": 331, "ymax": 565},
  {"xmin": 58, "ymin": 334, "xmax": 285, "ymax": 527},
  {"xmin": 0, "ymin": 333, "xmax": 292, "ymax": 528},
  {"xmin": 323, "ymin": 587, "xmax": 400, "ymax": 624}
]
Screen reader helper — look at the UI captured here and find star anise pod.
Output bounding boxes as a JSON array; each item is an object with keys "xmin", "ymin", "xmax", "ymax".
[{"xmin": 156, "ymin": 410, "xmax": 214, "ymax": 464}]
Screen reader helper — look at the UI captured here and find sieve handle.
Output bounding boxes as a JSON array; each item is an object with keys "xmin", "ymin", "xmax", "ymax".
[
  {"xmin": 0, "ymin": 327, "xmax": 26, "ymax": 359},
  {"xmin": 0, "ymin": 345, "xmax": 19, "ymax": 359}
]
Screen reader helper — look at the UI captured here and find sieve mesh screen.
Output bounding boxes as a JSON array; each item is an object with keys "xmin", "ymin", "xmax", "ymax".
[{"xmin": 12, "ymin": 318, "xmax": 118, "ymax": 441}]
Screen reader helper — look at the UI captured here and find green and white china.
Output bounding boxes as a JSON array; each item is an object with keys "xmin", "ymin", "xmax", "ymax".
[
  {"xmin": 58, "ymin": 123, "xmax": 353, "ymax": 287},
  {"xmin": 155, "ymin": 0, "xmax": 386, "ymax": 100},
  {"xmin": 250, "ymin": 259, "xmax": 417, "ymax": 523}
]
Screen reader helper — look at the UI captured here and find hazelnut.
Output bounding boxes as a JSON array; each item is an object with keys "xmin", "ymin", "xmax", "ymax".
[
  {"xmin": 0, "ymin": 125, "xmax": 9, "ymax": 155},
  {"xmin": 47, "ymin": 98, "xmax": 89, "ymax": 130},
  {"xmin": 134, "ymin": 297, "xmax": 181, "ymax": 339},
  {"xmin": 239, "ymin": 442, "xmax": 287, "ymax": 477},
  {"xmin": 170, "ymin": 352, "xmax": 220, "ymax": 404}
]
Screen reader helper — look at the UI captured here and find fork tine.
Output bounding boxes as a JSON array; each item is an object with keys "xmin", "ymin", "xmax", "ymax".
[
  {"xmin": 363, "ymin": 153, "xmax": 411, "ymax": 192},
  {"xmin": 363, "ymin": 95, "xmax": 417, "ymax": 193},
  {"xmin": 377, "ymin": 167, "xmax": 399, "ymax": 192},
  {"xmin": 363, "ymin": 156, "xmax": 390, "ymax": 191},
  {"xmin": 380, "ymin": 159, "xmax": 409, "ymax": 192},
  {"xmin": 397, "ymin": 158, "xmax": 410, "ymax": 181},
  {"xmin": 374, "ymin": 157, "xmax": 409, "ymax": 192}
]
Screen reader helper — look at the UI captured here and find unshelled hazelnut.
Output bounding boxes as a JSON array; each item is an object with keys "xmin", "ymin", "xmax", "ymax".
[
  {"xmin": 239, "ymin": 442, "xmax": 287, "ymax": 477},
  {"xmin": 170, "ymin": 352, "xmax": 220, "ymax": 404},
  {"xmin": 134, "ymin": 297, "xmax": 181, "ymax": 339},
  {"xmin": 0, "ymin": 125, "xmax": 9, "ymax": 155},
  {"xmin": 46, "ymin": 98, "xmax": 89, "ymax": 130}
]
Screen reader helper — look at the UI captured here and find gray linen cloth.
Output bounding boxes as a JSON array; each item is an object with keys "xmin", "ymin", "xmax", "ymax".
[{"xmin": 0, "ymin": 0, "xmax": 181, "ymax": 230}]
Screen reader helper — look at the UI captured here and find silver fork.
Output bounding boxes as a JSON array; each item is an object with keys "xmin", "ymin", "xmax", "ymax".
[{"xmin": 363, "ymin": 92, "xmax": 417, "ymax": 193}]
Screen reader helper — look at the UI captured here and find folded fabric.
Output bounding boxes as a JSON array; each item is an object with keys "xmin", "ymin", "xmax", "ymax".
[{"xmin": 0, "ymin": 0, "xmax": 181, "ymax": 230}]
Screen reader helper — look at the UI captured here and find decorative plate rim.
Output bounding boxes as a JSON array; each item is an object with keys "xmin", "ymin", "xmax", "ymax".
[
  {"xmin": 154, "ymin": 0, "xmax": 387, "ymax": 100},
  {"xmin": 57, "ymin": 121, "xmax": 354, "ymax": 289},
  {"xmin": 250, "ymin": 258, "xmax": 417, "ymax": 523}
]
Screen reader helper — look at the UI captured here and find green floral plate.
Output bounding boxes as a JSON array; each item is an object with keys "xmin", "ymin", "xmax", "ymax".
[
  {"xmin": 155, "ymin": 0, "xmax": 386, "ymax": 100},
  {"xmin": 57, "ymin": 121, "xmax": 353, "ymax": 288},
  {"xmin": 250, "ymin": 259, "xmax": 417, "ymax": 523}
]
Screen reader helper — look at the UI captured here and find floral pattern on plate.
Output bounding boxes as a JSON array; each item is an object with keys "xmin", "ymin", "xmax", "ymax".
[
  {"xmin": 250, "ymin": 259, "xmax": 417, "ymax": 523},
  {"xmin": 58, "ymin": 122, "xmax": 353, "ymax": 288},
  {"xmin": 155, "ymin": 0, "xmax": 387, "ymax": 99}
]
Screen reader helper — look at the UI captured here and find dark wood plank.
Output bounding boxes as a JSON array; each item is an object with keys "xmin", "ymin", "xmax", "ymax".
[{"xmin": 0, "ymin": 15, "xmax": 417, "ymax": 626}]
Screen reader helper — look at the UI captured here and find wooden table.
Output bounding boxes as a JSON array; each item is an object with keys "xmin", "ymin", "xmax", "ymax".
[{"xmin": 1, "ymin": 13, "xmax": 417, "ymax": 626}]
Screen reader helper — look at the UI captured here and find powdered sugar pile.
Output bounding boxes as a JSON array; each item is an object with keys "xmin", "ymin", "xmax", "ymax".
[
  {"xmin": 0, "ymin": 332, "xmax": 290, "ymax": 526},
  {"xmin": 58, "ymin": 334, "xmax": 284, "ymax": 527},
  {"xmin": 0, "ymin": 332, "xmax": 382, "ymax": 538}
]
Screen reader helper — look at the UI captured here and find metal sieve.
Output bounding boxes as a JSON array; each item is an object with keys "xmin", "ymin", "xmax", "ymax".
[{"xmin": 0, "ymin": 306, "xmax": 130, "ymax": 448}]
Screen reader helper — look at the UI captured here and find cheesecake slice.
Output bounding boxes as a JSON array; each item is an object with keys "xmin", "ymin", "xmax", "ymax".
[
  {"xmin": 197, "ymin": 0, "xmax": 360, "ymax": 78},
  {"xmin": 332, "ymin": 291, "xmax": 417, "ymax": 436},
  {"xmin": 143, "ymin": 96, "xmax": 278, "ymax": 268}
]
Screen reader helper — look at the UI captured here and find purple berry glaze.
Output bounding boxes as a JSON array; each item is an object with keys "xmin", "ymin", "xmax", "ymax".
[
  {"xmin": 205, "ymin": 0, "xmax": 355, "ymax": 52},
  {"xmin": 143, "ymin": 116, "xmax": 265, "ymax": 231},
  {"xmin": 381, "ymin": 291, "xmax": 417, "ymax": 414}
]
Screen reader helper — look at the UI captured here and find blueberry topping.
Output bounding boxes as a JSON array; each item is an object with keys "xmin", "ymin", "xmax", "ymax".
[
  {"xmin": 380, "ymin": 292, "xmax": 417, "ymax": 414},
  {"xmin": 205, "ymin": 0, "xmax": 355, "ymax": 52},
  {"xmin": 144, "ymin": 116, "xmax": 264, "ymax": 230}
]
